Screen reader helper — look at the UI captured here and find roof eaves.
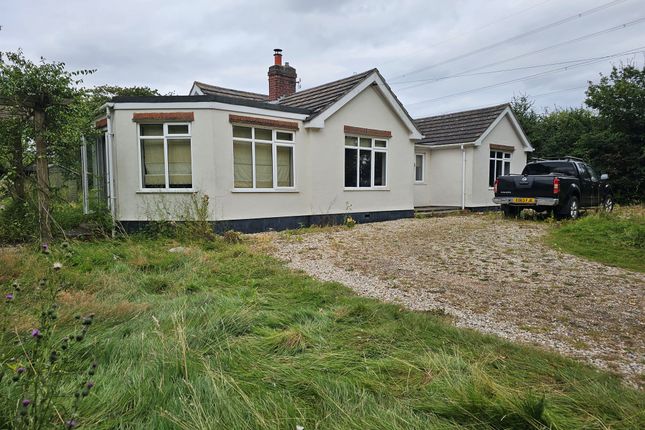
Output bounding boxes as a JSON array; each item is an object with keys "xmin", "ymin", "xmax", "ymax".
[{"xmin": 110, "ymin": 95, "xmax": 311, "ymax": 115}]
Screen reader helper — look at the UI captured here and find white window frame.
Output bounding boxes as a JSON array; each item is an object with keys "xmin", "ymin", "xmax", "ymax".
[
  {"xmin": 138, "ymin": 122, "xmax": 194, "ymax": 191},
  {"xmin": 232, "ymin": 126, "xmax": 296, "ymax": 191},
  {"xmin": 344, "ymin": 135, "xmax": 388, "ymax": 190},
  {"xmin": 415, "ymin": 152, "xmax": 425, "ymax": 183},
  {"xmin": 489, "ymin": 150, "xmax": 511, "ymax": 188}
]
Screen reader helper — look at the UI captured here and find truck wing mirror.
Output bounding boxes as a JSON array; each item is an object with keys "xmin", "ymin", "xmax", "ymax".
[{"xmin": 600, "ymin": 173, "xmax": 609, "ymax": 181}]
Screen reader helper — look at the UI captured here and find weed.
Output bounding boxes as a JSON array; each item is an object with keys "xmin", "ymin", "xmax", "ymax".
[
  {"xmin": 1, "ymin": 246, "xmax": 97, "ymax": 429},
  {"xmin": 222, "ymin": 230, "xmax": 242, "ymax": 244}
]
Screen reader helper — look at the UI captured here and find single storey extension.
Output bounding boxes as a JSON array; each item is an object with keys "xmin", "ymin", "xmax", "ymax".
[
  {"xmin": 412, "ymin": 104, "xmax": 533, "ymax": 209},
  {"xmin": 89, "ymin": 50, "xmax": 424, "ymax": 232}
]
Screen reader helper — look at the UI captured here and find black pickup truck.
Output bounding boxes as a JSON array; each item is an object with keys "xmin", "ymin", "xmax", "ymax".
[{"xmin": 493, "ymin": 158, "xmax": 613, "ymax": 219}]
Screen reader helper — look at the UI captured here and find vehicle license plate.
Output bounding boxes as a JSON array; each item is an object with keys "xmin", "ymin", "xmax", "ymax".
[{"xmin": 512, "ymin": 197, "xmax": 536, "ymax": 204}]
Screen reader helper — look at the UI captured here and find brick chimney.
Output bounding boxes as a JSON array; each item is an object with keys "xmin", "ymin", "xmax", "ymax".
[{"xmin": 268, "ymin": 49, "xmax": 297, "ymax": 100}]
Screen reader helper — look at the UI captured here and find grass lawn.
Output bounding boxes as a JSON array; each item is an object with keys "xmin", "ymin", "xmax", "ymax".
[
  {"xmin": 1, "ymin": 235, "xmax": 643, "ymax": 429},
  {"xmin": 547, "ymin": 206, "xmax": 645, "ymax": 272}
]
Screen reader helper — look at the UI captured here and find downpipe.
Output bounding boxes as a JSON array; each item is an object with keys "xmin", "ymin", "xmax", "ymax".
[{"xmin": 461, "ymin": 144, "xmax": 465, "ymax": 210}]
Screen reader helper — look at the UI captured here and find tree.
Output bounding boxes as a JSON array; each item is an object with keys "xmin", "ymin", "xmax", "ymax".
[
  {"xmin": 0, "ymin": 50, "xmax": 93, "ymax": 242},
  {"xmin": 586, "ymin": 64, "xmax": 645, "ymax": 202},
  {"xmin": 0, "ymin": 111, "xmax": 30, "ymax": 201},
  {"xmin": 511, "ymin": 64, "xmax": 644, "ymax": 203},
  {"xmin": 511, "ymin": 94, "xmax": 541, "ymax": 155}
]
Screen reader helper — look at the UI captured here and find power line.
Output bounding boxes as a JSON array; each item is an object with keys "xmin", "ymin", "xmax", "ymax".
[
  {"xmin": 531, "ymin": 85, "xmax": 589, "ymax": 99},
  {"xmin": 380, "ymin": 0, "xmax": 555, "ymax": 68},
  {"xmin": 390, "ymin": 0, "xmax": 628, "ymax": 81},
  {"xmin": 396, "ymin": 17, "xmax": 645, "ymax": 92},
  {"xmin": 405, "ymin": 45, "xmax": 644, "ymax": 106},
  {"xmin": 391, "ymin": 47, "xmax": 645, "ymax": 86},
  {"xmin": 416, "ymin": 85, "xmax": 588, "ymax": 116}
]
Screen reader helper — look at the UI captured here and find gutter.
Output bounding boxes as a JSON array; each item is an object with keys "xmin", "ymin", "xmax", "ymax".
[{"xmin": 415, "ymin": 141, "xmax": 476, "ymax": 150}]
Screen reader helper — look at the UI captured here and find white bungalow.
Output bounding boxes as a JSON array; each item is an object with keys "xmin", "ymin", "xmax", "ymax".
[{"xmin": 86, "ymin": 50, "xmax": 423, "ymax": 232}]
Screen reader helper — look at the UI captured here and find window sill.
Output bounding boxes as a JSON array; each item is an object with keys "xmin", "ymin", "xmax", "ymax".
[
  {"xmin": 344, "ymin": 187, "xmax": 390, "ymax": 191},
  {"xmin": 136, "ymin": 188, "xmax": 196, "ymax": 194},
  {"xmin": 415, "ymin": 181, "xmax": 426, "ymax": 185},
  {"xmin": 231, "ymin": 188, "xmax": 299, "ymax": 193}
]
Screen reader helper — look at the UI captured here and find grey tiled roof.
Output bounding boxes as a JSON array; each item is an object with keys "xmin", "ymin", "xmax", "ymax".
[
  {"xmin": 278, "ymin": 69, "xmax": 376, "ymax": 117},
  {"xmin": 118, "ymin": 69, "xmax": 418, "ymax": 127},
  {"xmin": 414, "ymin": 104, "xmax": 508, "ymax": 146},
  {"xmin": 193, "ymin": 81, "xmax": 268, "ymax": 101}
]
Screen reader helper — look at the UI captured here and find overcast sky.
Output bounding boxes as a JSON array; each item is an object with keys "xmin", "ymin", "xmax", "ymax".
[{"xmin": 1, "ymin": 0, "xmax": 644, "ymax": 117}]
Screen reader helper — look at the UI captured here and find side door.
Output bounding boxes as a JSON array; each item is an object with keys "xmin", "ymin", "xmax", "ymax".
[{"xmin": 575, "ymin": 162, "xmax": 593, "ymax": 207}]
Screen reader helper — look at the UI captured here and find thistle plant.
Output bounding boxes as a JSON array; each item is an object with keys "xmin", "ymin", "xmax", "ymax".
[{"xmin": 1, "ymin": 243, "xmax": 97, "ymax": 429}]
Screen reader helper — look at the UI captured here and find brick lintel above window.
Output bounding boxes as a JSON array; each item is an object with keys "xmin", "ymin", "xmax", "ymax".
[
  {"xmin": 132, "ymin": 112, "xmax": 195, "ymax": 122},
  {"xmin": 490, "ymin": 144, "xmax": 515, "ymax": 152},
  {"xmin": 229, "ymin": 114, "xmax": 299, "ymax": 131},
  {"xmin": 344, "ymin": 125, "xmax": 392, "ymax": 138},
  {"xmin": 95, "ymin": 117, "xmax": 107, "ymax": 129}
]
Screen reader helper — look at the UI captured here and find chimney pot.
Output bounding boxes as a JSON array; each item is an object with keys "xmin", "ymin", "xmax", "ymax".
[{"xmin": 273, "ymin": 48, "xmax": 283, "ymax": 66}]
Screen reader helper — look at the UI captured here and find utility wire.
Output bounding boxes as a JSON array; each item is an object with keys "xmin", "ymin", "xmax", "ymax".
[
  {"xmin": 379, "ymin": 0, "xmax": 554, "ymax": 67},
  {"xmin": 397, "ymin": 17, "xmax": 645, "ymax": 92},
  {"xmin": 391, "ymin": 46, "xmax": 645, "ymax": 86},
  {"xmin": 417, "ymin": 86, "xmax": 588, "ymax": 116},
  {"xmin": 390, "ymin": 0, "xmax": 628, "ymax": 81},
  {"xmin": 405, "ymin": 44, "xmax": 644, "ymax": 106},
  {"xmin": 531, "ymin": 85, "xmax": 589, "ymax": 98}
]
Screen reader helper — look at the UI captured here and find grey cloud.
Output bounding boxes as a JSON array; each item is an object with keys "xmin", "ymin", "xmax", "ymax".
[{"xmin": 1, "ymin": 0, "xmax": 643, "ymax": 115}]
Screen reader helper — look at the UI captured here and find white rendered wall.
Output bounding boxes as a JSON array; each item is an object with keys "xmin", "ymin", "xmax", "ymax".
[{"xmin": 111, "ymin": 86, "xmax": 416, "ymax": 222}]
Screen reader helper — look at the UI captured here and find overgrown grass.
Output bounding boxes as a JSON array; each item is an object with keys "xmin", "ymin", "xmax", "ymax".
[
  {"xmin": 547, "ymin": 206, "xmax": 645, "ymax": 272},
  {"xmin": 0, "ymin": 199, "xmax": 112, "ymax": 244},
  {"xmin": 1, "ymin": 236, "xmax": 643, "ymax": 429}
]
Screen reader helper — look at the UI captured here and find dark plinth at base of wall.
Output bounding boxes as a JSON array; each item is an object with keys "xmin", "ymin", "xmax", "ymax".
[{"xmin": 118, "ymin": 210, "xmax": 415, "ymax": 235}]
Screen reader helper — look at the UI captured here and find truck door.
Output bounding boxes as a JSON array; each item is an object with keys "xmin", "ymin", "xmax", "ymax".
[
  {"xmin": 585, "ymin": 164, "xmax": 601, "ymax": 206},
  {"xmin": 575, "ymin": 162, "xmax": 594, "ymax": 207}
]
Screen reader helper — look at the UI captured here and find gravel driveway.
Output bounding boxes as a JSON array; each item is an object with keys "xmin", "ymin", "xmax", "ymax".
[{"xmin": 256, "ymin": 214, "xmax": 644, "ymax": 387}]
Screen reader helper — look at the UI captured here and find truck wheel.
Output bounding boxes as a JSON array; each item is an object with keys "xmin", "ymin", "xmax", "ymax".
[
  {"xmin": 602, "ymin": 195, "xmax": 614, "ymax": 213},
  {"xmin": 566, "ymin": 196, "xmax": 580, "ymax": 220},
  {"xmin": 501, "ymin": 205, "xmax": 519, "ymax": 218}
]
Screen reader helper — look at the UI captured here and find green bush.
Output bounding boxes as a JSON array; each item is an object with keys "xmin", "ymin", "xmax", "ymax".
[
  {"xmin": 0, "ymin": 199, "xmax": 38, "ymax": 244},
  {"xmin": 0, "ymin": 199, "xmax": 113, "ymax": 244}
]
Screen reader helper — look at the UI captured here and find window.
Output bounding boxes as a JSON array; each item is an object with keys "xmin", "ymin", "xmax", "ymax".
[
  {"xmin": 488, "ymin": 150, "xmax": 511, "ymax": 187},
  {"xmin": 233, "ymin": 125, "xmax": 294, "ymax": 189},
  {"xmin": 576, "ymin": 162, "xmax": 596, "ymax": 181},
  {"xmin": 344, "ymin": 136, "xmax": 387, "ymax": 188},
  {"xmin": 140, "ymin": 123, "xmax": 192, "ymax": 189},
  {"xmin": 522, "ymin": 162, "xmax": 576, "ymax": 176},
  {"xmin": 585, "ymin": 164, "xmax": 599, "ymax": 182},
  {"xmin": 415, "ymin": 153, "xmax": 425, "ymax": 182}
]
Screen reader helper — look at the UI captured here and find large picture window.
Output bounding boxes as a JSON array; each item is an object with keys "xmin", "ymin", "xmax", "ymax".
[
  {"xmin": 139, "ymin": 123, "xmax": 192, "ymax": 189},
  {"xmin": 344, "ymin": 136, "xmax": 387, "ymax": 188},
  {"xmin": 488, "ymin": 150, "xmax": 511, "ymax": 187},
  {"xmin": 233, "ymin": 125, "xmax": 294, "ymax": 189}
]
